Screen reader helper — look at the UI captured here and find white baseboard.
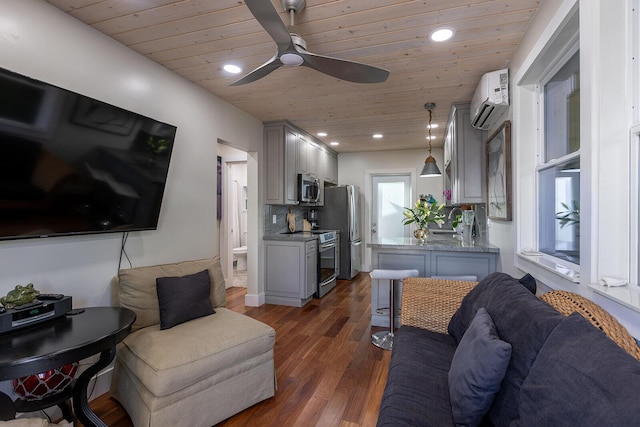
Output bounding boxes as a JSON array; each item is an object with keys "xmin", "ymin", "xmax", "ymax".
[
  {"xmin": 244, "ymin": 292, "xmax": 265, "ymax": 307},
  {"xmin": 91, "ymin": 366, "xmax": 113, "ymax": 400}
]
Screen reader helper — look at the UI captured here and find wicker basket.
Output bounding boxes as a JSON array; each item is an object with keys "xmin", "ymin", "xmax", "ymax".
[
  {"xmin": 401, "ymin": 277, "xmax": 478, "ymax": 333},
  {"xmin": 541, "ymin": 290, "xmax": 640, "ymax": 361}
]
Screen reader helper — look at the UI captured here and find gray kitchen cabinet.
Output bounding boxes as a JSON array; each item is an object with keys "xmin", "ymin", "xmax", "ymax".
[
  {"xmin": 369, "ymin": 247, "xmax": 497, "ymax": 328},
  {"xmin": 322, "ymin": 149, "xmax": 338, "ymax": 185},
  {"xmin": 306, "ymin": 250, "xmax": 317, "ymax": 298},
  {"xmin": 443, "ymin": 103, "xmax": 485, "ymax": 204},
  {"xmin": 307, "ymin": 141, "xmax": 318, "ymax": 178},
  {"xmin": 265, "ymin": 238, "xmax": 318, "ymax": 307},
  {"xmin": 297, "ymin": 133, "xmax": 308, "ymax": 175},
  {"xmin": 264, "ymin": 120, "xmax": 337, "ymax": 206},
  {"xmin": 264, "ymin": 123, "xmax": 298, "ymax": 205}
]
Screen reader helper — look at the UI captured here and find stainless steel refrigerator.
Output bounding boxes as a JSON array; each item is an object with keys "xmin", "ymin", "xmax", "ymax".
[{"xmin": 322, "ymin": 185, "xmax": 361, "ymax": 280}]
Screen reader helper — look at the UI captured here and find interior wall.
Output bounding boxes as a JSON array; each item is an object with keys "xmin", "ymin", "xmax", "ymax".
[
  {"xmin": 0, "ymin": 1, "xmax": 264, "ymax": 307},
  {"xmin": 338, "ymin": 148, "xmax": 445, "ymax": 201},
  {"xmin": 484, "ymin": 0, "xmax": 570, "ymax": 277},
  {"xmin": 339, "ymin": 148, "xmax": 445, "ymax": 271}
]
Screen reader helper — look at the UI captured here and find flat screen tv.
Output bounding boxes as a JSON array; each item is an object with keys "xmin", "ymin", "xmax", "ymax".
[{"xmin": 0, "ymin": 67, "xmax": 177, "ymax": 241}]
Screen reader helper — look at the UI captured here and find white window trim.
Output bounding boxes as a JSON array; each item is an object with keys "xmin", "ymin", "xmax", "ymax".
[
  {"xmin": 514, "ymin": 4, "xmax": 581, "ymax": 285},
  {"xmin": 625, "ymin": 125, "xmax": 640, "ymax": 287},
  {"xmin": 630, "ymin": 1, "xmax": 640, "ymax": 284}
]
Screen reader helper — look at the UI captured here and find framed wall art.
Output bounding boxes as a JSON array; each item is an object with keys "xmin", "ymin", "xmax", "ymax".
[{"xmin": 486, "ymin": 120, "xmax": 512, "ymax": 220}]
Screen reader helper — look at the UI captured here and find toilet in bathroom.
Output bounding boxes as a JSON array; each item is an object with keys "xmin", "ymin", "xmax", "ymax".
[{"xmin": 232, "ymin": 246, "xmax": 247, "ymax": 271}]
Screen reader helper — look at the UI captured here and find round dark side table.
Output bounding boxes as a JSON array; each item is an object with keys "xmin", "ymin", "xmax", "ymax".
[{"xmin": 0, "ymin": 306, "xmax": 135, "ymax": 427}]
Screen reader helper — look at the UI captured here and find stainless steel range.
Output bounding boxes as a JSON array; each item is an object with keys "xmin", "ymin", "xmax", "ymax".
[{"xmin": 315, "ymin": 230, "xmax": 339, "ymax": 298}]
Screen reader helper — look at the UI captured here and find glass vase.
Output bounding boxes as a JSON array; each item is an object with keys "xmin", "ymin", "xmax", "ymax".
[{"xmin": 414, "ymin": 228, "xmax": 429, "ymax": 244}]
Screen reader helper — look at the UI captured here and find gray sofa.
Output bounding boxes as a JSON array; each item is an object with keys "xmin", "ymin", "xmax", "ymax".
[
  {"xmin": 110, "ymin": 257, "xmax": 276, "ymax": 427},
  {"xmin": 377, "ymin": 272, "xmax": 640, "ymax": 426}
]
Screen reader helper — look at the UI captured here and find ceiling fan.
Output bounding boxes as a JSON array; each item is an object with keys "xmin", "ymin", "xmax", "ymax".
[{"xmin": 231, "ymin": 0, "xmax": 390, "ymax": 86}]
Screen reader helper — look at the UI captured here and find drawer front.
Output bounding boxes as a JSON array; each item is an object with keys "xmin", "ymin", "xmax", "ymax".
[{"xmin": 305, "ymin": 240, "xmax": 318, "ymax": 254}]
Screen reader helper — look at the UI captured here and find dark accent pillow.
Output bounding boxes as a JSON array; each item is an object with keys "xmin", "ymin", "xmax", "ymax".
[
  {"xmin": 449, "ymin": 273, "xmax": 541, "ymax": 342},
  {"xmin": 156, "ymin": 269, "xmax": 215, "ymax": 330},
  {"xmin": 517, "ymin": 313, "xmax": 640, "ymax": 426},
  {"xmin": 447, "ymin": 272, "xmax": 564, "ymax": 426},
  {"xmin": 518, "ymin": 273, "xmax": 537, "ymax": 294},
  {"xmin": 449, "ymin": 272, "xmax": 512, "ymax": 341},
  {"xmin": 449, "ymin": 308, "xmax": 512, "ymax": 427}
]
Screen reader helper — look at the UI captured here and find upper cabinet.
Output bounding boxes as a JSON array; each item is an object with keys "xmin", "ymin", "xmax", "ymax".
[
  {"xmin": 297, "ymin": 133, "xmax": 310, "ymax": 175},
  {"xmin": 443, "ymin": 103, "xmax": 485, "ymax": 204},
  {"xmin": 320, "ymin": 148, "xmax": 338, "ymax": 185},
  {"xmin": 264, "ymin": 121, "xmax": 338, "ymax": 205}
]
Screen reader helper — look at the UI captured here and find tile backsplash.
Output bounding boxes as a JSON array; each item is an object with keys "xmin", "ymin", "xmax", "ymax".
[
  {"xmin": 264, "ymin": 203, "xmax": 487, "ymax": 237},
  {"xmin": 264, "ymin": 205, "xmax": 317, "ymax": 234}
]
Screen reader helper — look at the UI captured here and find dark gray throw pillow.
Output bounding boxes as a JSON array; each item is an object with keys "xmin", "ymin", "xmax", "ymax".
[
  {"xmin": 156, "ymin": 269, "xmax": 215, "ymax": 330},
  {"xmin": 518, "ymin": 273, "xmax": 537, "ymax": 294},
  {"xmin": 449, "ymin": 307, "xmax": 512, "ymax": 427},
  {"xmin": 517, "ymin": 313, "xmax": 640, "ymax": 426}
]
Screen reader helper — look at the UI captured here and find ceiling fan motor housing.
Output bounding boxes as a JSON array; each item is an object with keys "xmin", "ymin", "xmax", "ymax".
[
  {"xmin": 281, "ymin": 0, "xmax": 306, "ymax": 13},
  {"xmin": 290, "ymin": 33, "xmax": 307, "ymax": 50}
]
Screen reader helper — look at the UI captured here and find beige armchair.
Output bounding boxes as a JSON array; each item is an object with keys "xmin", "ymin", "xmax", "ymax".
[{"xmin": 110, "ymin": 257, "xmax": 276, "ymax": 427}]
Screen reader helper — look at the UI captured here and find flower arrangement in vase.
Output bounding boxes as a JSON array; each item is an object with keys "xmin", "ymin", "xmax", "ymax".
[{"xmin": 402, "ymin": 195, "xmax": 446, "ymax": 243}]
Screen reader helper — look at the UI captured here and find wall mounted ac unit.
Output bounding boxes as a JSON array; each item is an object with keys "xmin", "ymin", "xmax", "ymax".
[{"xmin": 470, "ymin": 69, "xmax": 509, "ymax": 130}]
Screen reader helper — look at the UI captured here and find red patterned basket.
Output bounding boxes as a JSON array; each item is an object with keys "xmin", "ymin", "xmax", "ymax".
[{"xmin": 13, "ymin": 362, "xmax": 78, "ymax": 401}]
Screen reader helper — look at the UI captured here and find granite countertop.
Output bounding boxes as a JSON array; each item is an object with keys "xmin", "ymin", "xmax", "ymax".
[
  {"xmin": 264, "ymin": 229, "xmax": 341, "ymax": 241},
  {"xmin": 264, "ymin": 232, "xmax": 318, "ymax": 242},
  {"xmin": 368, "ymin": 235, "xmax": 499, "ymax": 253}
]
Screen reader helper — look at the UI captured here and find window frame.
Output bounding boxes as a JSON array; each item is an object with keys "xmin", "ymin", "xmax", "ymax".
[
  {"xmin": 533, "ymin": 37, "xmax": 581, "ymax": 277},
  {"xmin": 514, "ymin": 2, "xmax": 581, "ymax": 285},
  {"xmin": 535, "ymin": 46, "xmax": 581, "ymax": 270}
]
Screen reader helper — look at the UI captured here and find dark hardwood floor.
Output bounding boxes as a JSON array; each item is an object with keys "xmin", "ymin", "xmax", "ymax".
[{"xmin": 83, "ymin": 273, "xmax": 390, "ymax": 426}]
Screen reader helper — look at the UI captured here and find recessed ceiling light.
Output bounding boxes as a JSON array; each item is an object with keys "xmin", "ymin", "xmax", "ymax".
[
  {"xmin": 223, "ymin": 64, "xmax": 242, "ymax": 74},
  {"xmin": 430, "ymin": 28, "xmax": 454, "ymax": 42},
  {"xmin": 426, "ymin": 135, "xmax": 436, "ymax": 140},
  {"xmin": 330, "ymin": 141, "xmax": 339, "ymax": 146},
  {"xmin": 427, "ymin": 123, "xmax": 439, "ymax": 129},
  {"xmin": 317, "ymin": 132, "xmax": 327, "ymax": 137},
  {"xmin": 373, "ymin": 133, "xmax": 383, "ymax": 139}
]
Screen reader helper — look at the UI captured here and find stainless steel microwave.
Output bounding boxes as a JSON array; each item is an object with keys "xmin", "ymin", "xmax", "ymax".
[{"xmin": 298, "ymin": 174, "xmax": 320, "ymax": 204}]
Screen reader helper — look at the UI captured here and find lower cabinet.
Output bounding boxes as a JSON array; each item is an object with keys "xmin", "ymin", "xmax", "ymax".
[
  {"xmin": 370, "ymin": 249, "xmax": 497, "ymax": 327},
  {"xmin": 265, "ymin": 239, "xmax": 317, "ymax": 307}
]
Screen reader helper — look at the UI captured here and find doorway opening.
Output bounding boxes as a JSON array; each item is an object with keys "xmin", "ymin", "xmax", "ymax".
[{"xmin": 217, "ymin": 143, "xmax": 250, "ymax": 288}]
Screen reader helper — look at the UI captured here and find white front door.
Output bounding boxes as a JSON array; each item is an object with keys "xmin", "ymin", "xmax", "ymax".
[{"xmin": 371, "ymin": 174, "xmax": 412, "ymax": 240}]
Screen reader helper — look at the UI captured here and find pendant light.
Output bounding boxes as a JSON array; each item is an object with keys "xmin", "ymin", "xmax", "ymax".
[{"xmin": 420, "ymin": 102, "xmax": 442, "ymax": 177}]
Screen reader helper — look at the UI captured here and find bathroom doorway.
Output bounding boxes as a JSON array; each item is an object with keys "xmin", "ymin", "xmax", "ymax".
[{"xmin": 217, "ymin": 143, "xmax": 249, "ymax": 288}]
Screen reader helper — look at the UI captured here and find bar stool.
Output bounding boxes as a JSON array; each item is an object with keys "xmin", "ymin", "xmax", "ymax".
[{"xmin": 370, "ymin": 269, "xmax": 419, "ymax": 350}]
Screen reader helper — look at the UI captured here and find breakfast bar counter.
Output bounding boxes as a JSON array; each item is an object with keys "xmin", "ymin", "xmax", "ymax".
[
  {"xmin": 368, "ymin": 235, "xmax": 499, "ymax": 327},
  {"xmin": 368, "ymin": 235, "xmax": 499, "ymax": 253}
]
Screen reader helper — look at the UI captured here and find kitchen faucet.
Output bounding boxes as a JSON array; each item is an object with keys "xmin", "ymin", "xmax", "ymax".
[{"xmin": 448, "ymin": 207, "xmax": 463, "ymax": 220}]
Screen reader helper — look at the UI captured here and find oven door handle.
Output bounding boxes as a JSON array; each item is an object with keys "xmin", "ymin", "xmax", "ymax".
[{"xmin": 319, "ymin": 242, "xmax": 336, "ymax": 250}]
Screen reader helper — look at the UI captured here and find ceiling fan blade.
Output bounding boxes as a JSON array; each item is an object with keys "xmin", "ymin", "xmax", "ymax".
[
  {"xmin": 244, "ymin": 0, "xmax": 293, "ymax": 52},
  {"xmin": 230, "ymin": 54, "xmax": 282, "ymax": 86},
  {"xmin": 300, "ymin": 51, "xmax": 390, "ymax": 83}
]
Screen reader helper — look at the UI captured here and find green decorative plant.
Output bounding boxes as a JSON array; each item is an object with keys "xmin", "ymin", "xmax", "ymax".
[
  {"xmin": 402, "ymin": 199, "xmax": 446, "ymax": 230},
  {"xmin": 452, "ymin": 214, "xmax": 463, "ymax": 229},
  {"xmin": 556, "ymin": 200, "xmax": 580, "ymax": 228}
]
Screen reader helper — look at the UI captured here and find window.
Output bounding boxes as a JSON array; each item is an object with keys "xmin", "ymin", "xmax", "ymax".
[{"xmin": 538, "ymin": 51, "xmax": 580, "ymax": 266}]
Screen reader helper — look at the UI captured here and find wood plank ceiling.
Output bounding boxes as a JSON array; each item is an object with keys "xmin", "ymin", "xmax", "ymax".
[{"xmin": 45, "ymin": 0, "xmax": 541, "ymax": 153}]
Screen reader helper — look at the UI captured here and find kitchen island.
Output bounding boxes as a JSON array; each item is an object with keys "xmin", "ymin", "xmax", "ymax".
[{"xmin": 368, "ymin": 235, "xmax": 499, "ymax": 327}]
